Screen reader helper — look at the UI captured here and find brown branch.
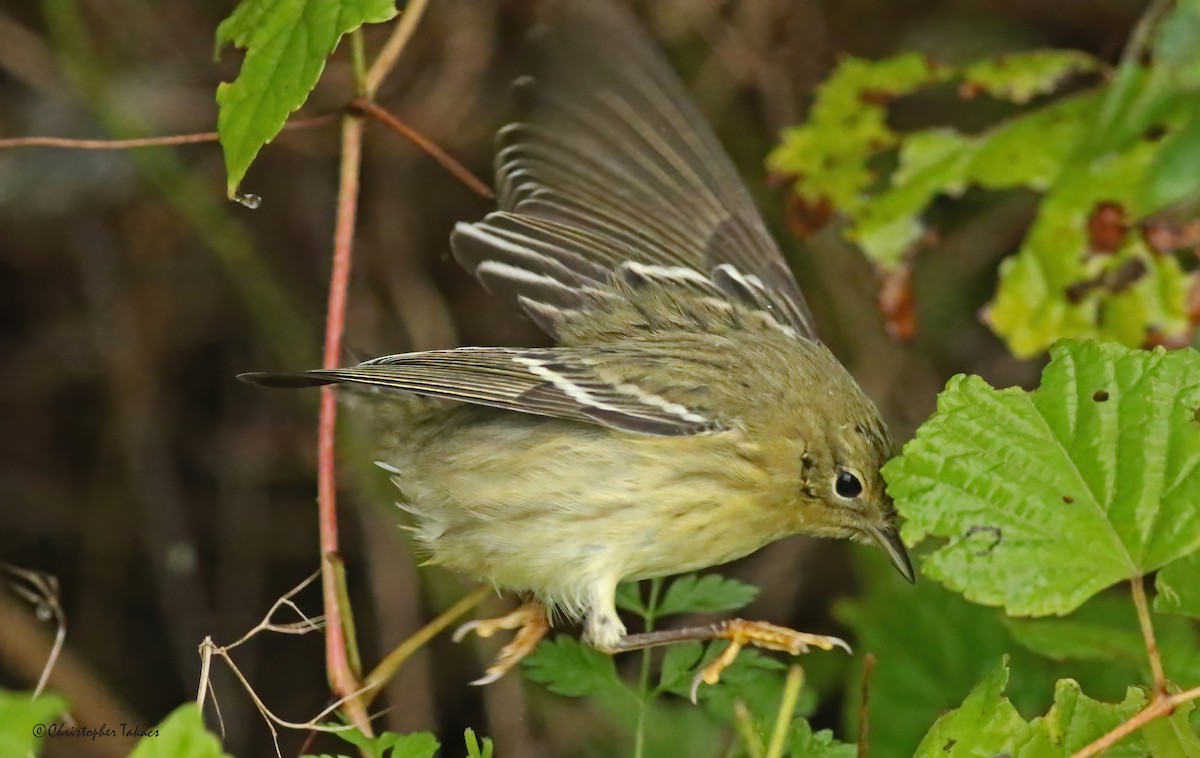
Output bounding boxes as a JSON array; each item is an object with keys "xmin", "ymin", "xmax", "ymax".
[
  {"xmin": 857, "ymin": 652, "xmax": 877, "ymax": 758},
  {"xmin": 351, "ymin": 97, "xmax": 494, "ymax": 199},
  {"xmin": 1130, "ymin": 576, "xmax": 1166, "ymax": 696},
  {"xmin": 0, "ymin": 113, "xmax": 336, "ymax": 150},
  {"xmin": 365, "ymin": 0, "xmax": 430, "ymax": 99},
  {"xmin": 1069, "ymin": 684, "xmax": 1200, "ymax": 758}
]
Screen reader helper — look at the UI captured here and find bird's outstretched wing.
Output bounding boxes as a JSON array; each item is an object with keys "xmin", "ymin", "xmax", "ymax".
[
  {"xmin": 451, "ymin": 0, "xmax": 816, "ymax": 343},
  {"xmin": 241, "ymin": 346, "xmax": 723, "ymax": 436}
]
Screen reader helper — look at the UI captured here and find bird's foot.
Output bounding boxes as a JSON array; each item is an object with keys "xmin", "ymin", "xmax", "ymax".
[
  {"xmin": 688, "ymin": 619, "xmax": 850, "ymax": 702},
  {"xmin": 453, "ymin": 601, "xmax": 549, "ymax": 685}
]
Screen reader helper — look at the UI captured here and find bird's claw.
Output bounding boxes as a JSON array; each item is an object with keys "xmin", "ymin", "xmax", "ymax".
[
  {"xmin": 688, "ymin": 619, "xmax": 850, "ymax": 703},
  {"xmin": 453, "ymin": 601, "xmax": 549, "ymax": 685}
]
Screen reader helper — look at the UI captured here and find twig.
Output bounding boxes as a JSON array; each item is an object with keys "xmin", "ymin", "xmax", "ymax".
[
  {"xmin": 0, "ymin": 113, "xmax": 336, "ymax": 150},
  {"xmin": 1069, "ymin": 684, "xmax": 1200, "ymax": 758},
  {"xmin": 365, "ymin": 0, "xmax": 430, "ymax": 99},
  {"xmin": 765, "ymin": 664, "xmax": 804, "ymax": 758},
  {"xmin": 1130, "ymin": 576, "xmax": 1166, "ymax": 696},
  {"xmin": 857, "ymin": 652, "xmax": 877, "ymax": 758},
  {"xmin": 351, "ymin": 98, "xmax": 494, "ymax": 199},
  {"xmin": 1069, "ymin": 576, "xmax": 1198, "ymax": 757},
  {"xmin": 1, "ymin": 564, "xmax": 65, "ymax": 698},
  {"xmin": 361, "ymin": 585, "xmax": 491, "ymax": 705}
]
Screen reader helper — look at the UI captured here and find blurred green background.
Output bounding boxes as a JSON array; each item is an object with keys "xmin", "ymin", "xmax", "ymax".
[{"xmin": 0, "ymin": 0, "xmax": 1149, "ymax": 755}]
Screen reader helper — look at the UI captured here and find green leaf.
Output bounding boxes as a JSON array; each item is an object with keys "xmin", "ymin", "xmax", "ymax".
[
  {"xmin": 1143, "ymin": 698, "xmax": 1200, "ymax": 757},
  {"xmin": 614, "ymin": 581, "xmax": 646, "ymax": 615},
  {"xmin": 522, "ymin": 635, "xmax": 632, "ymax": 701},
  {"xmin": 129, "ymin": 704, "xmax": 229, "ymax": 758},
  {"xmin": 889, "ymin": 340, "xmax": 1200, "ymax": 616},
  {"xmin": 850, "ymin": 93, "xmax": 1095, "ymax": 266},
  {"xmin": 912, "ymin": 658, "xmax": 1031, "ymax": 757},
  {"xmin": 767, "ymin": 53, "xmax": 945, "ymax": 210},
  {"xmin": 787, "ymin": 719, "xmax": 856, "ymax": 758},
  {"xmin": 0, "ymin": 690, "xmax": 69, "ymax": 758},
  {"xmin": 961, "ymin": 50, "xmax": 1100, "ymax": 104},
  {"xmin": 988, "ymin": 140, "xmax": 1192, "ymax": 357},
  {"xmin": 215, "ymin": 0, "xmax": 397, "ymax": 197},
  {"xmin": 323, "ymin": 727, "xmax": 438, "ymax": 758},
  {"xmin": 657, "ymin": 642, "xmax": 705, "ymax": 694},
  {"xmin": 1148, "ymin": 113, "xmax": 1200, "ymax": 210},
  {"xmin": 1155, "ymin": 0, "xmax": 1200, "ymax": 91},
  {"xmin": 1157, "ymin": 552, "xmax": 1200, "ymax": 618},
  {"xmin": 913, "ymin": 660, "xmax": 1168, "ymax": 757},
  {"xmin": 463, "ymin": 728, "xmax": 493, "ymax": 758},
  {"xmin": 656, "ymin": 574, "xmax": 760, "ymax": 616}
]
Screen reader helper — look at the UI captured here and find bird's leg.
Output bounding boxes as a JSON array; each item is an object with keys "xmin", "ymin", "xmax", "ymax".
[
  {"xmin": 453, "ymin": 600, "xmax": 549, "ymax": 685},
  {"xmin": 608, "ymin": 619, "xmax": 850, "ymax": 702}
]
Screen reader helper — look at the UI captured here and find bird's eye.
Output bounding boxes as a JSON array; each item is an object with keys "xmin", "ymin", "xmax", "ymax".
[{"xmin": 835, "ymin": 470, "xmax": 864, "ymax": 499}]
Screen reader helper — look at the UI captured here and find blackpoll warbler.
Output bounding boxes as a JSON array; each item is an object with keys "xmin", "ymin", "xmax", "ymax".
[{"xmin": 244, "ymin": 0, "xmax": 913, "ymax": 694}]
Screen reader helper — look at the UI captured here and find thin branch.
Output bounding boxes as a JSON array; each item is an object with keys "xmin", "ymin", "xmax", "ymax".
[
  {"xmin": 732, "ymin": 700, "xmax": 765, "ymax": 758},
  {"xmin": 0, "ymin": 113, "xmax": 336, "ymax": 150},
  {"xmin": 1130, "ymin": 576, "xmax": 1166, "ymax": 696},
  {"xmin": 351, "ymin": 98, "xmax": 493, "ymax": 199},
  {"xmin": 1, "ymin": 563, "xmax": 65, "ymax": 699},
  {"xmin": 1070, "ymin": 684, "xmax": 1200, "ymax": 758},
  {"xmin": 365, "ymin": 0, "xmax": 430, "ymax": 99},
  {"xmin": 362, "ymin": 585, "xmax": 491, "ymax": 705},
  {"xmin": 857, "ymin": 652, "xmax": 877, "ymax": 758}
]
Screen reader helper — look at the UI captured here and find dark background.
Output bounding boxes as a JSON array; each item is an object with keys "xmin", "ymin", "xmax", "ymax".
[{"xmin": 0, "ymin": 0, "xmax": 1144, "ymax": 755}]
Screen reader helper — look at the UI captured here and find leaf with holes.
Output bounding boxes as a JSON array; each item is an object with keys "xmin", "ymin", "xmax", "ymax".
[
  {"xmin": 887, "ymin": 340, "xmax": 1200, "ymax": 617},
  {"xmin": 960, "ymin": 50, "xmax": 1100, "ymax": 104},
  {"xmin": 215, "ymin": 0, "xmax": 397, "ymax": 198}
]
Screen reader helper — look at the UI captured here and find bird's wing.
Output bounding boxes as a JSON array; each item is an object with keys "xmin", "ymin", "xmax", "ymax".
[
  {"xmin": 450, "ymin": 0, "xmax": 817, "ymax": 343},
  {"xmin": 243, "ymin": 346, "xmax": 724, "ymax": 436}
]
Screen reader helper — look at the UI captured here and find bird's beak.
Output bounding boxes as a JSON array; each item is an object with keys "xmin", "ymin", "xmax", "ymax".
[{"xmin": 867, "ymin": 523, "xmax": 915, "ymax": 583}]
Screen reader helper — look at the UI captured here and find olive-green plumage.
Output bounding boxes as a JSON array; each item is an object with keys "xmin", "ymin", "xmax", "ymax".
[{"xmin": 243, "ymin": 0, "xmax": 912, "ymax": 656}]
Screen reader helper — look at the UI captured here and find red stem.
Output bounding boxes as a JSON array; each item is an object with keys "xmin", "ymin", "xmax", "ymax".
[{"xmin": 319, "ymin": 112, "xmax": 369, "ymax": 730}]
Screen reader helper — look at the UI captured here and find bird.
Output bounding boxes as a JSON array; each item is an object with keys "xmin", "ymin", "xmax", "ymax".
[{"xmin": 242, "ymin": 0, "xmax": 913, "ymax": 696}]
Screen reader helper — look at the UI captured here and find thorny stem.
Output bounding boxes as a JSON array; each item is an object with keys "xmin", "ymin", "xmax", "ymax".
[{"xmin": 1130, "ymin": 576, "xmax": 1166, "ymax": 695}]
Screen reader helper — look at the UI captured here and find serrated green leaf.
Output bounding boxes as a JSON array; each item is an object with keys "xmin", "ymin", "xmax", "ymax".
[
  {"xmin": 322, "ymin": 727, "xmax": 437, "ymax": 758},
  {"xmin": 657, "ymin": 642, "xmax": 704, "ymax": 693},
  {"xmin": 787, "ymin": 719, "xmax": 856, "ymax": 758},
  {"xmin": 522, "ymin": 635, "xmax": 632, "ymax": 701},
  {"xmin": 988, "ymin": 139, "xmax": 1193, "ymax": 357},
  {"xmin": 656, "ymin": 574, "xmax": 759, "ymax": 616},
  {"xmin": 850, "ymin": 93, "xmax": 1093, "ymax": 266},
  {"xmin": 837, "ymin": 554, "xmax": 1142, "ymax": 758},
  {"xmin": 1144, "ymin": 698, "xmax": 1200, "ymax": 757},
  {"xmin": 614, "ymin": 581, "xmax": 646, "ymax": 615},
  {"xmin": 215, "ymin": 0, "xmax": 397, "ymax": 197},
  {"xmin": 0, "ymin": 690, "xmax": 69, "ymax": 758},
  {"xmin": 889, "ymin": 340, "xmax": 1200, "ymax": 616},
  {"xmin": 767, "ymin": 53, "xmax": 945, "ymax": 210},
  {"xmin": 912, "ymin": 658, "xmax": 1031, "ymax": 756},
  {"xmin": 912, "ymin": 660, "xmax": 1162, "ymax": 758},
  {"xmin": 961, "ymin": 50, "xmax": 1100, "ymax": 104},
  {"xmin": 129, "ymin": 704, "xmax": 229, "ymax": 758},
  {"xmin": 1157, "ymin": 552, "xmax": 1200, "ymax": 618}
]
